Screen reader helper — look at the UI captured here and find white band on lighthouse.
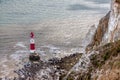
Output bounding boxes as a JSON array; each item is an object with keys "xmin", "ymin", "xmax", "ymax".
[
  {"xmin": 30, "ymin": 38, "xmax": 35, "ymax": 43},
  {"xmin": 30, "ymin": 50, "xmax": 35, "ymax": 53}
]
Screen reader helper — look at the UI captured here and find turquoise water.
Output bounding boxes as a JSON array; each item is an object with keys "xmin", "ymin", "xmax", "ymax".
[{"xmin": 0, "ymin": 0, "xmax": 110, "ymax": 25}]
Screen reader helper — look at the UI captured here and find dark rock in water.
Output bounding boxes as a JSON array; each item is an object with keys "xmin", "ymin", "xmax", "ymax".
[
  {"xmin": 48, "ymin": 58, "xmax": 61, "ymax": 65},
  {"xmin": 56, "ymin": 53, "xmax": 82, "ymax": 71},
  {"xmin": 29, "ymin": 53, "xmax": 40, "ymax": 62},
  {"xmin": 13, "ymin": 61, "xmax": 59, "ymax": 80}
]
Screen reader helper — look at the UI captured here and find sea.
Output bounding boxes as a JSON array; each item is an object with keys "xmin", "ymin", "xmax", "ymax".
[
  {"xmin": 0, "ymin": 0, "xmax": 110, "ymax": 78},
  {"xmin": 0, "ymin": 0, "xmax": 110, "ymax": 25}
]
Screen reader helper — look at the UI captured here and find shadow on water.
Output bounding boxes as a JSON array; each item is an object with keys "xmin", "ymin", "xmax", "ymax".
[
  {"xmin": 67, "ymin": 4, "xmax": 107, "ymax": 11},
  {"xmin": 0, "ymin": 0, "xmax": 2, "ymax": 3},
  {"xmin": 0, "ymin": 0, "xmax": 10, "ymax": 4},
  {"xmin": 85, "ymin": 0, "xmax": 110, "ymax": 4}
]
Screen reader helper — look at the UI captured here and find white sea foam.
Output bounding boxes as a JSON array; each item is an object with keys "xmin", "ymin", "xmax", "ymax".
[{"xmin": 14, "ymin": 42, "xmax": 26, "ymax": 48}]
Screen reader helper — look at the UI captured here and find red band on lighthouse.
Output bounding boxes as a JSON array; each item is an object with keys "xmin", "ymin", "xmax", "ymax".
[{"xmin": 30, "ymin": 32, "xmax": 35, "ymax": 53}]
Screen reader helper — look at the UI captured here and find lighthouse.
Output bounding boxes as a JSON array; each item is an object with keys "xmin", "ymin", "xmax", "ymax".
[
  {"xmin": 29, "ymin": 32, "xmax": 40, "ymax": 62},
  {"xmin": 30, "ymin": 32, "xmax": 35, "ymax": 53}
]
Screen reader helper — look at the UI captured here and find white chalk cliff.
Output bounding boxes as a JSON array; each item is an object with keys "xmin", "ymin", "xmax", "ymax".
[{"xmin": 86, "ymin": 0, "xmax": 120, "ymax": 51}]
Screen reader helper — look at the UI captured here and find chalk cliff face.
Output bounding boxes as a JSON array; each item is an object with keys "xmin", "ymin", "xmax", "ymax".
[
  {"xmin": 86, "ymin": 0, "xmax": 120, "ymax": 51},
  {"xmin": 103, "ymin": 0, "xmax": 120, "ymax": 42}
]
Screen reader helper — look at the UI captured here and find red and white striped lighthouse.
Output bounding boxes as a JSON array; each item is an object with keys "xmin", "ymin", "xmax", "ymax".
[
  {"xmin": 30, "ymin": 32, "xmax": 35, "ymax": 53},
  {"xmin": 29, "ymin": 32, "xmax": 40, "ymax": 62}
]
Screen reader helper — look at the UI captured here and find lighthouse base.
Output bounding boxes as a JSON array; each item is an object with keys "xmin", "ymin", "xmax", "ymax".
[{"xmin": 29, "ymin": 53, "xmax": 40, "ymax": 63}]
